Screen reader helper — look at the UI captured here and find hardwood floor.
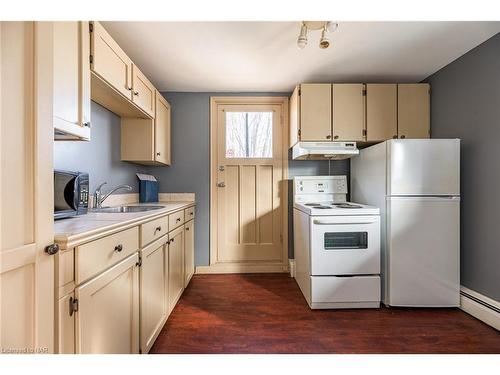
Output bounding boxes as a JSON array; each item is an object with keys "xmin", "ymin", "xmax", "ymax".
[{"xmin": 150, "ymin": 274, "xmax": 500, "ymax": 354}]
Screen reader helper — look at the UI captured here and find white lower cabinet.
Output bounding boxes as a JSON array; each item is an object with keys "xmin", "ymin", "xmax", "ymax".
[
  {"xmin": 184, "ymin": 220, "xmax": 195, "ymax": 287},
  {"xmin": 139, "ymin": 237, "xmax": 168, "ymax": 353},
  {"xmin": 55, "ymin": 205, "xmax": 196, "ymax": 354},
  {"xmin": 75, "ymin": 253, "xmax": 140, "ymax": 354},
  {"xmin": 168, "ymin": 226, "xmax": 185, "ymax": 313}
]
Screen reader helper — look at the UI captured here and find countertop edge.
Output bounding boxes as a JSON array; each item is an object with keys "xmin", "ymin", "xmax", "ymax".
[{"xmin": 55, "ymin": 201, "xmax": 195, "ymax": 250}]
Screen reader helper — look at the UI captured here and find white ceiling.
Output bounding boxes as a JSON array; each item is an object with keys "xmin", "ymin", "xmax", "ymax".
[{"xmin": 101, "ymin": 21, "xmax": 500, "ymax": 92}]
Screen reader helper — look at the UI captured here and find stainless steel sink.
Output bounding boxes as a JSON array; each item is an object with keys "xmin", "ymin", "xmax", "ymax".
[{"xmin": 91, "ymin": 205, "xmax": 165, "ymax": 213}]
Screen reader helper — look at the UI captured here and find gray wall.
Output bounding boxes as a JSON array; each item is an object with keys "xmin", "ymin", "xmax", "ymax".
[
  {"xmin": 424, "ymin": 33, "xmax": 500, "ymax": 301},
  {"xmin": 54, "ymin": 102, "xmax": 148, "ymax": 193}
]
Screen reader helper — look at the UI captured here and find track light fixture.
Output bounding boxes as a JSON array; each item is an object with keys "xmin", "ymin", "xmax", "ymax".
[
  {"xmin": 297, "ymin": 21, "xmax": 338, "ymax": 50},
  {"xmin": 297, "ymin": 22, "xmax": 308, "ymax": 49}
]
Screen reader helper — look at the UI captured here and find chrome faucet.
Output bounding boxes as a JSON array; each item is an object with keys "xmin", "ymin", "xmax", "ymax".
[{"xmin": 93, "ymin": 182, "xmax": 133, "ymax": 208}]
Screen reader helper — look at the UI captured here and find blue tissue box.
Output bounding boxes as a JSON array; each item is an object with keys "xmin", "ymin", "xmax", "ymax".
[{"xmin": 139, "ymin": 180, "xmax": 158, "ymax": 203}]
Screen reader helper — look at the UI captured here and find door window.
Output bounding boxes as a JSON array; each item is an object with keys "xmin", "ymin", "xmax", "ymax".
[{"xmin": 225, "ymin": 112, "xmax": 272, "ymax": 158}]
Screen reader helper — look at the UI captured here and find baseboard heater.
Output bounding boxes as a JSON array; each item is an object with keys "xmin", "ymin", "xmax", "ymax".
[{"xmin": 460, "ymin": 286, "xmax": 500, "ymax": 331}]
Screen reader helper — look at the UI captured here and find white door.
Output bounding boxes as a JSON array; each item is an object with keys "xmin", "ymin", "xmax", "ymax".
[
  {"xmin": 1, "ymin": 22, "xmax": 55, "ymax": 353},
  {"xmin": 310, "ymin": 216, "xmax": 380, "ymax": 275},
  {"xmin": 388, "ymin": 139, "xmax": 460, "ymax": 196},
  {"xmin": 387, "ymin": 196, "xmax": 460, "ymax": 307},
  {"xmin": 216, "ymin": 105, "xmax": 283, "ymax": 263}
]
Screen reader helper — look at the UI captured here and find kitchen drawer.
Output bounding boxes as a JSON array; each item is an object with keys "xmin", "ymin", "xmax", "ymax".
[
  {"xmin": 169, "ymin": 210, "xmax": 185, "ymax": 231},
  {"xmin": 311, "ymin": 275, "xmax": 380, "ymax": 304},
  {"xmin": 75, "ymin": 227, "xmax": 139, "ymax": 284},
  {"xmin": 184, "ymin": 206, "xmax": 195, "ymax": 221},
  {"xmin": 141, "ymin": 215, "xmax": 169, "ymax": 247}
]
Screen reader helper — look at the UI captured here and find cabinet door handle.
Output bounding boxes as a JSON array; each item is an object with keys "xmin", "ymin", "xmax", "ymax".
[
  {"xmin": 334, "ymin": 135, "xmax": 339, "ymax": 140},
  {"xmin": 83, "ymin": 122, "xmax": 91, "ymax": 128},
  {"xmin": 126, "ymin": 86, "xmax": 132, "ymax": 91},
  {"xmin": 189, "ymin": 212, "xmax": 193, "ymax": 216},
  {"xmin": 217, "ymin": 182, "xmax": 226, "ymax": 188},
  {"xmin": 114, "ymin": 244, "xmax": 123, "ymax": 252},
  {"xmin": 133, "ymin": 91, "xmax": 139, "ymax": 96},
  {"xmin": 171, "ymin": 238, "xmax": 175, "ymax": 243},
  {"xmin": 393, "ymin": 135, "xmax": 398, "ymax": 139},
  {"xmin": 400, "ymin": 135, "xmax": 406, "ymax": 139},
  {"xmin": 176, "ymin": 218, "xmax": 181, "ymax": 222},
  {"xmin": 154, "ymin": 226, "xmax": 162, "ymax": 234},
  {"xmin": 326, "ymin": 135, "xmax": 332, "ymax": 139},
  {"xmin": 186, "ymin": 227, "xmax": 190, "ymax": 231},
  {"xmin": 156, "ymin": 152, "xmax": 161, "ymax": 156},
  {"xmin": 69, "ymin": 297, "xmax": 78, "ymax": 317},
  {"xmin": 45, "ymin": 243, "xmax": 59, "ymax": 255}
]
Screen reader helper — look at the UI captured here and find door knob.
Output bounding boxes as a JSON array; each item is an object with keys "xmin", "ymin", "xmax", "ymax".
[
  {"xmin": 45, "ymin": 243, "xmax": 59, "ymax": 255},
  {"xmin": 217, "ymin": 182, "xmax": 226, "ymax": 188}
]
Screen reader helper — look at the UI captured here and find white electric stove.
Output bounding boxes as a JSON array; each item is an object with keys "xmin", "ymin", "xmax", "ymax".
[{"xmin": 293, "ymin": 176, "xmax": 381, "ymax": 309}]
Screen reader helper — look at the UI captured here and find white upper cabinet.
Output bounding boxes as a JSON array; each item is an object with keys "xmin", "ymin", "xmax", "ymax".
[
  {"xmin": 90, "ymin": 21, "xmax": 133, "ymax": 100},
  {"xmin": 53, "ymin": 21, "xmax": 91, "ymax": 140},
  {"xmin": 397, "ymin": 83, "xmax": 430, "ymax": 139},
  {"xmin": 132, "ymin": 64, "xmax": 156, "ymax": 117},
  {"xmin": 332, "ymin": 84, "xmax": 365, "ymax": 141}
]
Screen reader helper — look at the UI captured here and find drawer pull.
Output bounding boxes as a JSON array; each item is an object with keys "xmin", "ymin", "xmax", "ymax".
[
  {"xmin": 171, "ymin": 238, "xmax": 175, "ymax": 243},
  {"xmin": 114, "ymin": 244, "xmax": 123, "ymax": 252},
  {"xmin": 186, "ymin": 227, "xmax": 190, "ymax": 231},
  {"xmin": 189, "ymin": 212, "xmax": 193, "ymax": 216},
  {"xmin": 154, "ymin": 226, "xmax": 162, "ymax": 234},
  {"xmin": 176, "ymin": 218, "xmax": 181, "ymax": 222}
]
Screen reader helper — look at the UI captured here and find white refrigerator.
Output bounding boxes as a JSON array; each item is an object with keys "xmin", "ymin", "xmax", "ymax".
[{"xmin": 351, "ymin": 139, "xmax": 460, "ymax": 307}]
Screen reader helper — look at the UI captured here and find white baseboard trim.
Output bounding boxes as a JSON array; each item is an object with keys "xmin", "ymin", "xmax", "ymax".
[
  {"xmin": 289, "ymin": 259, "xmax": 296, "ymax": 278},
  {"xmin": 195, "ymin": 262, "xmax": 288, "ymax": 274},
  {"xmin": 460, "ymin": 286, "xmax": 500, "ymax": 331}
]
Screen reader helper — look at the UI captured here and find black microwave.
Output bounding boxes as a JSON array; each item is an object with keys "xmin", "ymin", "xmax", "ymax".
[{"xmin": 54, "ymin": 170, "xmax": 89, "ymax": 220}]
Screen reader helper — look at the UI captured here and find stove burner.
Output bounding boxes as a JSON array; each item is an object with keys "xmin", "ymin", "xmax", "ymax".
[
  {"xmin": 305, "ymin": 203, "xmax": 320, "ymax": 206},
  {"xmin": 314, "ymin": 206, "xmax": 331, "ymax": 209},
  {"xmin": 331, "ymin": 203, "xmax": 362, "ymax": 209}
]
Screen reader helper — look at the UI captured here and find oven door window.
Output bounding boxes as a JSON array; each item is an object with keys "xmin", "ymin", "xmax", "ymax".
[{"xmin": 324, "ymin": 232, "xmax": 368, "ymax": 250}]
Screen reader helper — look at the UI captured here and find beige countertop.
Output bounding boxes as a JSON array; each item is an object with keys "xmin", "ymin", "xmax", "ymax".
[{"xmin": 54, "ymin": 201, "xmax": 195, "ymax": 250}]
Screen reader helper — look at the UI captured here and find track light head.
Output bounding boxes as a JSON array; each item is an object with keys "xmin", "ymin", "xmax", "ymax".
[
  {"xmin": 319, "ymin": 26, "xmax": 330, "ymax": 49},
  {"xmin": 297, "ymin": 23, "xmax": 308, "ymax": 49}
]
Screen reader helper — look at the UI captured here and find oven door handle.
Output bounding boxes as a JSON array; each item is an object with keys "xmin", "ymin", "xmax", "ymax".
[{"xmin": 313, "ymin": 219, "xmax": 378, "ymax": 225}]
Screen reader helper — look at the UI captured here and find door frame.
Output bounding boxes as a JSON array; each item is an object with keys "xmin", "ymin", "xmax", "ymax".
[{"xmin": 198, "ymin": 96, "xmax": 289, "ymax": 274}]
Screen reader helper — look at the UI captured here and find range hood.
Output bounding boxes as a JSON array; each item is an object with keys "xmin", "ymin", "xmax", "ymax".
[{"xmin": 292, "ymin": 141, "xmax": 359, "ymax": 160}]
